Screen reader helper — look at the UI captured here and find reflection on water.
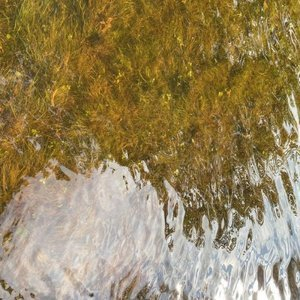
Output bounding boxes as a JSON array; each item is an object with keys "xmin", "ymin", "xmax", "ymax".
[
  {"xmin": 1, "ymin": 100, "xmax": 300, "ymax": 298},
  {"xmin": 1, "ymin": 1, "xmax": 300, "ymax": 298}
]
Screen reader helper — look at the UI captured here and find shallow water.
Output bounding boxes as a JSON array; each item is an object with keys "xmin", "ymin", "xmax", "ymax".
[
  {"xmin": 1, "ymin": 1, "xmax": 300, "ymax": 299},
  {"xmin": 1, "ymin": 100, "xmax": 300, "ymax": 299}
]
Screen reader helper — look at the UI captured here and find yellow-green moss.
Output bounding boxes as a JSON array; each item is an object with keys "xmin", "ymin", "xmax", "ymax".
[{"xmin": 0, "ymin": 1, "xmax": 300, "ymax": 237}]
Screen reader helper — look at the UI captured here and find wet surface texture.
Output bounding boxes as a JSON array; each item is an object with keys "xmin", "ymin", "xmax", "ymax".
[
  {"xmin": 1, "ymin": 0, "xmax": 300, "ymax": 298},
  {"xmin": 1, "ymin": 125, "xmax": 300, "ymax": 298}
]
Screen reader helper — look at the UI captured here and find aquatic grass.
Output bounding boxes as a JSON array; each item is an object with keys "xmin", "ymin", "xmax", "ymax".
[{"xmin": 0, "ymin": 0, "xmax": 300, "ymax": 243}]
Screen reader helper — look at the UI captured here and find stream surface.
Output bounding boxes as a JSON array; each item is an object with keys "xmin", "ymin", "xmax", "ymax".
[
  {"xmin": 0, "ymin": 97, "xmax": 300, "ymax": 299},
  {"xmin": 1, "ymin": 1, "xmax": 300, "ymax": 299}
]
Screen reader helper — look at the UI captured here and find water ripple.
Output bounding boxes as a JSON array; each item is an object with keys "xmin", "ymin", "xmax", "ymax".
[{"xmin": 0, "ymin": 147, "xmax": 299, "ymax": 299}]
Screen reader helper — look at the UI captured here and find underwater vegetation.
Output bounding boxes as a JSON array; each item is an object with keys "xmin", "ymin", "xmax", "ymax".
[{"xmin": 0, "ymin": 0, "xmax": 300, "ymax": 246}]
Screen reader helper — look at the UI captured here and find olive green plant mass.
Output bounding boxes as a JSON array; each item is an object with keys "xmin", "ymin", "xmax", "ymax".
[{"xmin": 0, "ymin": 0, "xmax": 300, "ymax": 246}]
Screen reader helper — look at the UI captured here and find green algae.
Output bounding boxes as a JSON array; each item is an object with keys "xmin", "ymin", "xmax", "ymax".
[{"xmin": 0, "ymin": 0, "xmax": 300, "ymax": 243}]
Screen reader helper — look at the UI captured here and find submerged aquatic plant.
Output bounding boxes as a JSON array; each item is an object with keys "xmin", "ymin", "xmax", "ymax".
[{"xmin": 0, "ymin": 0, "xmax": 300, "ymax": 244}]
